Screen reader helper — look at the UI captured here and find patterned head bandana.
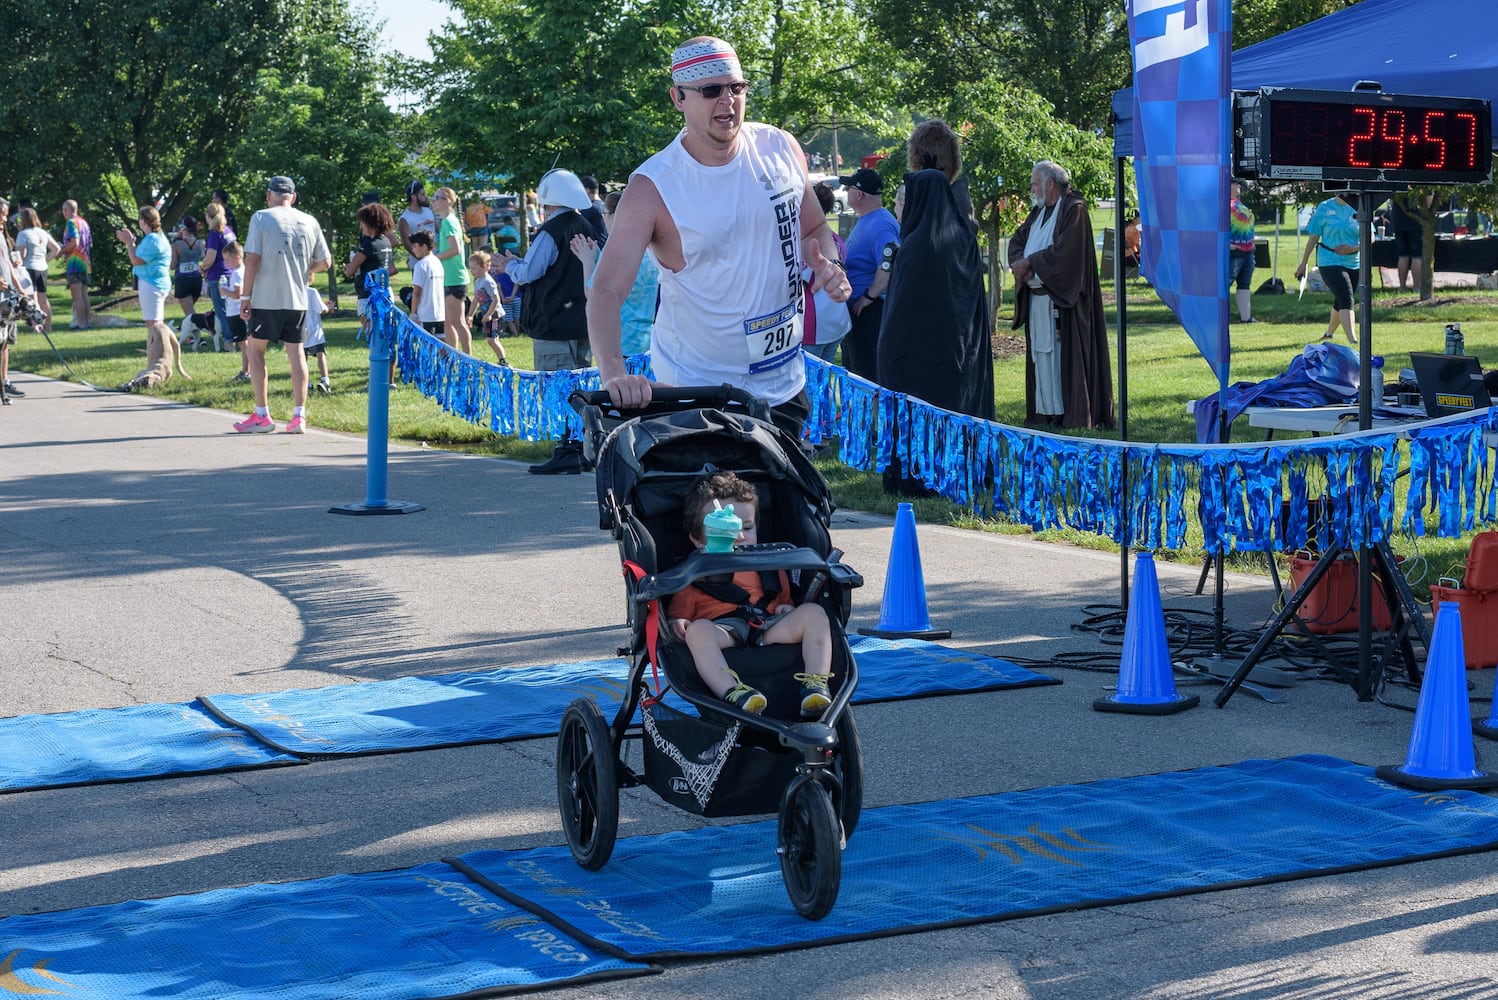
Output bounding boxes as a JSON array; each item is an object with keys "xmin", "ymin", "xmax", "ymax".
[{"xmin": 670, "ymin": 38, "xmax": 742, "ymax": 83}]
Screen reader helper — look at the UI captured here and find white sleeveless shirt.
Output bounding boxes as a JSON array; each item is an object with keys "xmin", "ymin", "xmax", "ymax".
[{"xmin": 633, "ymin": 122, "xmax": 807, "ymax": 406}]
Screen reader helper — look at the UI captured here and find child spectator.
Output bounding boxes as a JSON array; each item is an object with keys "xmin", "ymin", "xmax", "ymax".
[
  {"xmin": 302, "ymin": 281, "xmax": 332, "ymax": 395},
  {"xmin": 496, "ymin": 266, "xmax": 521, "ymax": 337},
  {"xmin": 220, "ymin": 241, "xmax": 251, "ymax": 384},
  {"xmin": 343, "ymin": 202, "xmax": 395, "ymax": 338},
  {"xmin": 665, "ymin": 471, "xmax": 833, "ymax": 718},
  {"xmin": 407, "ymin": 231, "xmax": 445, "ymax": 336},
  {"xmin": 467, "ymin": 251, "xmax": 507, "ymax": 364},
  {"xmin": 494, "ymin": 214, "xmax": 521, "ymax": 255}
]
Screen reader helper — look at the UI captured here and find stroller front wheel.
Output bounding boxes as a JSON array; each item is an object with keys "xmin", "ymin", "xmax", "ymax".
[
  {"xmin": 777, "ymin": 777, "xmax": 842, "ymax": 920},
  {"xmin": 556, "ymin": 698, "xmax": 619, "ymax": 870}
]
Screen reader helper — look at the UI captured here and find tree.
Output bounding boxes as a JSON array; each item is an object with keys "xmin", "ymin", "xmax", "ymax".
[
  {"xmin": 425, "ymin": 0, "xmax": 690, "ymax": 188},
  {"xmin": 0, "ymin": 0, "xmax": 313, "ymax": 227},
  {"xmin": 426, "ymin": 0, "xmax": 907, "ymax": 188},
  {"xmin": 863, "ymin": 0, "xmax": 1130, "ymax": 132},
  {"xmin": 230, "ymin": 8, "xmax": 410, "ymax": 302},
  {"xmin": 710, "ymin": 0, "xmax": 907, "ymax": 146},
  {"xmin": 1231, "ymin": 0, "xmax": 1360, "ymax": 48}
]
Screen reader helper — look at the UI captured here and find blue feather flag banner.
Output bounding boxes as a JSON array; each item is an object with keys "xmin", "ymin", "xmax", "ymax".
[{"xmin": 1128, "ymin": 0, "xmax": 1233, "ymax": 391}]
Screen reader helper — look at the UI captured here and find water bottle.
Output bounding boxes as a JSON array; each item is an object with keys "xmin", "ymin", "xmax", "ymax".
[
  {"xmin": 1446, "ymin": 323, "xmax": 1465, "ymax": 356},
  {"xmin": 1371, "ymin": 355, "xmax": 1385, "ymax": 399}
]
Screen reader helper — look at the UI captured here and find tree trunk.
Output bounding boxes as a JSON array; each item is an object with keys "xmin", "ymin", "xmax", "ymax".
[
  {"xmin": 1397, "ymin": 191, "xmax": 1438, "ymax": 302},
  {"xmin": 324, "ymin": 224, "xmax": 340, "ymax": 310},
  {"xmin": 981, "ymin": 219, "xmax": 1005, "ymax": 330},
  {"xmin": 1421, "ymin": 224, "xmax": 1434, "ymax": 301}
]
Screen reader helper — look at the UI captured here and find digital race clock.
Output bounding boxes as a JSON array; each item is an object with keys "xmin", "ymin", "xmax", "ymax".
[{"xmin": 1234, "ymin": 88, "xmax": 1492, "ymax": 185}]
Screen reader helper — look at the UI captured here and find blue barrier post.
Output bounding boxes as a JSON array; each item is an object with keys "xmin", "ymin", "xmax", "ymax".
[{"xmin": 330, "ymin": 273, "xmax": 425, "ymax": 516}]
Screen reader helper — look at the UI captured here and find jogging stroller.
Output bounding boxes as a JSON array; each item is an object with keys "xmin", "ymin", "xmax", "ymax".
[{"xmin": 556, "ymin": 385, "xmax": 864, "ymax": 920}]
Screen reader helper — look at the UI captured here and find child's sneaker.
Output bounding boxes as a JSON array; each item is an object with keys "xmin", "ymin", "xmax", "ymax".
[
  {"xmin": 723, "ymin": 671, "xmax": 767, "ymax": 714},
  {"xmin": 233, "ymin": 413, "xmax": 276, "ymax": 434},
  {"xmin": 316, "ymin": 377, "xmax": 332, "ymax": 395},
  {"xmin": 795, "ymin": 673, "xmax": 832, "ymax": 718},
  {"xmin": 284, "ymin": 415, "xmax": 307, "ymax": 434},
  {"xmin": 229, "ymin": 371, "xmax": 250, "ymax": 384}
]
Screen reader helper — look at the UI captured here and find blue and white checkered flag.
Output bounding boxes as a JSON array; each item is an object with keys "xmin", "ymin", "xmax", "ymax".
[{"xmin": 1128, "ymin": 0, "xmax": 1233, "ymax": 391}]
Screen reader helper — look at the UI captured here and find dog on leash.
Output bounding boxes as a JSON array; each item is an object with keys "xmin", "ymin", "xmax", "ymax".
[{"xmin": 178, "ymin": 310, "xmax": 219, "ymax": 352}]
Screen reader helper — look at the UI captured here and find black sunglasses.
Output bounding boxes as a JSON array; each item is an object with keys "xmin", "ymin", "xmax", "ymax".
[{"xmin": 679, "ymin": 81, "xmax": 749, "ymax": 99}]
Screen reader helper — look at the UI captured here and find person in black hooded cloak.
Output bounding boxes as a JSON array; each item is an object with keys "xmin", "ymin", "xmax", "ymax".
[{"xmin": 875, "ymin": 121, "xmax": 993, "ymax": 494}]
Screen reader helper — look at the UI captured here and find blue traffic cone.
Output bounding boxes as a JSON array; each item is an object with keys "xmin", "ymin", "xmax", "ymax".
[
  {"xmin": 1094, "ymin": 551, "xmax": 1199, "ymax": 715},
  {"xmin": 1378, "ymin": 603, "xmax": 1498, "ymax": 789},
  {"xmin": 858, "ymin": 502, "xmax": 951, "ymax": 640}
]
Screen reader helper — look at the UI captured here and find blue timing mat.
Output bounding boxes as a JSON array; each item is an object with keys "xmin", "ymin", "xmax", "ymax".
[
  {"xmin": 198, "ymin": 637, "xmax": 1057, "ymax": 756},
  {"xmin": 452, "ymin": 755, "xmax": 1498, "ymax": 959},
  {"xmin": 0, "ymin": 701, "xmax": 301, "ymax": 793},
  {"xmin": 0, "ymin": 640, "xmax": 1053, "ymax": 792},
  {"xmin": 0, "ymin": 863, "xmax": 653, "ymax": 999}
]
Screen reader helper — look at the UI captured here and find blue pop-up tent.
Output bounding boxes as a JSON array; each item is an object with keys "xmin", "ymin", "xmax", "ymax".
[{"xmin": 1113, "ymin": 0, "xmax": 1498, "ymax": 157}]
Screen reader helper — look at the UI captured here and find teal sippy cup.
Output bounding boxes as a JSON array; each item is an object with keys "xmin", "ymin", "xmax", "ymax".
[{"xmin": 702, "ymin": 501, "xmax": 742, "ymax": 553}]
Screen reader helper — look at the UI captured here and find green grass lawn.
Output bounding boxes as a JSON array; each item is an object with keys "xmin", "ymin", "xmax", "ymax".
[{"xmin": 12, "ymin": 254, "xmax": 1498, "ymax": 600}]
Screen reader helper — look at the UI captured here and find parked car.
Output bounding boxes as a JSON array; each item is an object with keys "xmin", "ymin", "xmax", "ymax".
[
  {"xmin": 808, "ymin": 173, "xmax": 848, "ymax": 214},
  {"xmin": 486, "ymin": 193, "xmax": 520, "ymax": 230}
]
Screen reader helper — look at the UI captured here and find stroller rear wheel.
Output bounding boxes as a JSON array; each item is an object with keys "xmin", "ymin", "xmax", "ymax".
[
  {"xmin": 777, "ymin": 777, "xmax": 842, "ymax": 920},
  {"xmin": 833, "ymin": 708, "xmax": 864, "ymax": 841},
  {"xmin": 556, "ymin": 698, "xmax": 619, "ymax": 870}
]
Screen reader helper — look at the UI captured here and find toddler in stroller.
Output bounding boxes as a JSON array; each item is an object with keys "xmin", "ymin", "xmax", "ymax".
[{"xmin": 667, "ymin": 471, "xmax": 833, "ymax": 718}]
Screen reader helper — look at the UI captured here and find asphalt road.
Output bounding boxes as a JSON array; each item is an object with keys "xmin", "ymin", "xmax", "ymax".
[{"xmin": 3, "ymin": 371, "xmax": 1497, "ymax": 999}]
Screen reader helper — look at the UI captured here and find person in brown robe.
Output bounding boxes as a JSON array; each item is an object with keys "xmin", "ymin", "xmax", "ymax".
[{"xmin": 1008, "ymin": 161, "xmax": 1115, "ymax": 430}]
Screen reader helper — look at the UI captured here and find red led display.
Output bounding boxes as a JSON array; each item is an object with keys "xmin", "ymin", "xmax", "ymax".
[
  {"xmin": 1244, "ymin": 90, "xmax": 1492, "ymax": 183},
  {"xmin": 1271, "ymin": 101, "xmax": 1481, "ymax": 172}
]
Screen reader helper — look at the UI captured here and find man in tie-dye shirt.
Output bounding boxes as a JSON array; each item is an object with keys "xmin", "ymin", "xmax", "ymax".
[
  {"xmin": 60, "ymin": 200, "xmax": 93, "ymax": 329},
  {"xmin": 1228, "ymin": 182, "xmax": 1256, "ymax": 323}
]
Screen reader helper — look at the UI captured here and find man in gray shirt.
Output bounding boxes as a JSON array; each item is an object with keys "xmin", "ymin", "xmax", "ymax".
[{"xmin": 235, "ymin": 176, "xmax": 331, "ymax": 434}]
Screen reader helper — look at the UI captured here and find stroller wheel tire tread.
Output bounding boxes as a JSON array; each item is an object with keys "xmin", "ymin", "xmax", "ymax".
[
  {"xmin": 556, "ymin": 698, "xmax": 619, "ymax": 870},
  {"xmin": 778, "ymin": 779, "xmax": 842, "ymax": 920}
]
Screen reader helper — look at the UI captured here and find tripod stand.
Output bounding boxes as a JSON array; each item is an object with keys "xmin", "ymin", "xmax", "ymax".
[
  {"xmin": 1213, "ymin": 538, "xmax": 1429, "ymax": 706},
  {"xmin": 1215, "ymin": 186, "xmax": 1430, "ymax": 708}
]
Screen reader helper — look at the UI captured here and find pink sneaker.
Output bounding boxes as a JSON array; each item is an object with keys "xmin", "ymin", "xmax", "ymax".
[
  {"xmin": 284, "ymin": 415, "xmax": 307, "ymax": 435},
  {"xmin": 234, "ymin": 413, "xmax": 276, "ymax": 434}
]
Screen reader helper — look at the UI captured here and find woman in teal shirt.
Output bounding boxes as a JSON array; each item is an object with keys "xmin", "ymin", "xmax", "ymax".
[
  {"xmin": 1295, "ymin": 193, "xmax": 1360, "ymax": 345},
  {"xmin": 115, "ymin": 206, "xmax": 186, "ymax": 388},
  {"xmin": 432, "ymin": 186, "xmax": 473, "ymax": 354}
]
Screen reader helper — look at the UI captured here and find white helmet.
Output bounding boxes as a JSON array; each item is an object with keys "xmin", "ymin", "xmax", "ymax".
[{"xmin": 536, "ymin": 169, "xmax": 591, "ymax": 211}]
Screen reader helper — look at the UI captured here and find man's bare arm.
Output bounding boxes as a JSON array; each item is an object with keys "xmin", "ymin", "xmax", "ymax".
[
  {"xmin": 239, "ymin": 253, "xmax": 262, "ymax": 314},
  {"xmin": 588, "ymin": 177, "xmax": 662, "ymax": 408}
]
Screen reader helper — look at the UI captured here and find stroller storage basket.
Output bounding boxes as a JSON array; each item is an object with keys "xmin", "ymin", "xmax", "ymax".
[{"xmin": 641, "ymin": 700, "xmax": 799, "ymax": 818}]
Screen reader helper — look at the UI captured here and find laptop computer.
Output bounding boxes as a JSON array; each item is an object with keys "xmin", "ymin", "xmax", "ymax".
[{"xmin": 1409, "ymin": 352, "xmax": 1491, "ymax": 417}]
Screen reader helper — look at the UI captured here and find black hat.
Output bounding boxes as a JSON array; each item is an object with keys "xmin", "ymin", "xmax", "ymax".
[
  {"xmin": 267, "ymin": 175, "xmax": 296, "ymax": 195},
  {"xmin": 405, "ymin": 179, "xmax": 426, "ymax": 198},
  {"xmin": 361, "ymin": 190, "xmax": 381, "ymax": 205},
  {"xmin": 838, "ymin": 168, "xmax": 883, "ymax": 195}
]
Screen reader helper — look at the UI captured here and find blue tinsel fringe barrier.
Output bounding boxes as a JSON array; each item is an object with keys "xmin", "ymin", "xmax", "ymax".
[{"xmin": 369, "ymin": 285, "xmax": 1497, "ymax": 553}]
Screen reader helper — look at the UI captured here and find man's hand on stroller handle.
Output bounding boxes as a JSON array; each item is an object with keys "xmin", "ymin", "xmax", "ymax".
[{"xmin": 602, "ymin": 372, "xmax": 655, "ymax": 410}]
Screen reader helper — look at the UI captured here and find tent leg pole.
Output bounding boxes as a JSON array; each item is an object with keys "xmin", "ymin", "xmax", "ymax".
[{"xmin": 1115, "ymin": 155, "xmax": 1130, "ymax": 606}]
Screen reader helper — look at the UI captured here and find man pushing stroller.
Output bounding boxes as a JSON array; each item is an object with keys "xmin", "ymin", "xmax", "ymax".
[{"xmin": 666, "ymin": 472, "xmax": 833, "ymax": 718}]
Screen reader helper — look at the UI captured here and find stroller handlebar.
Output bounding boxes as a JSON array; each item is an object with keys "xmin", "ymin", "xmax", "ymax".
[
  {"xmin": 570, "ymin": 384, "xmax": 771, "ymax": 422},
  {"xmin": 636, "ymin": 544, "xmax": 849, "ymax": 602}
]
